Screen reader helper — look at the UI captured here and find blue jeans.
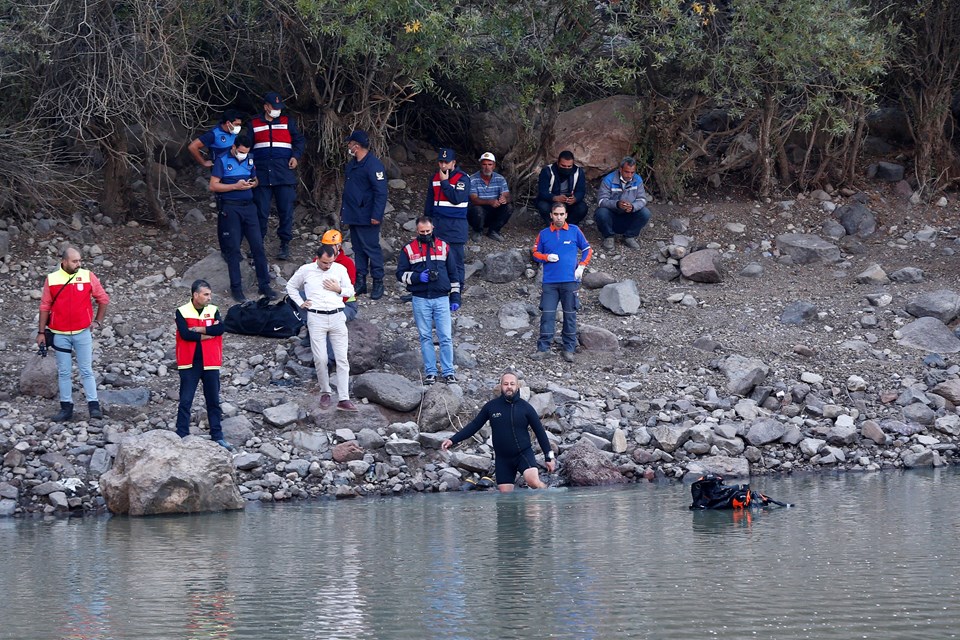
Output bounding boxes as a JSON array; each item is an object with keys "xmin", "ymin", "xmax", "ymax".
[
  {"xmin": 412, "ymin": 296, "xmax": 454, "ymax": 376},
  {"xmin": 349, "ymin": 224, "xmax": 384, "ymax": 280},
  {"xmin": 53, "ymin": 329, "xmax": 98, "ymax": 403},
  {"xmin": 177, "ymin": 366, "xmax": 222, "ymax": 440},
  {"xmin": 537, "ymin": 282, "xmax": 579, "ymax": 353},
  {"xmin": 594, "ymin": 205, "xmax": 651, "ymax": 238},
  {"xmin": 252, "ymin": 183, "xmax": 296, "ymax": 244}
]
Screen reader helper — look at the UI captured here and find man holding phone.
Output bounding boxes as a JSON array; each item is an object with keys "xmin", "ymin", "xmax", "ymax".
[
  {"xmin": 535, "ymin": 150, "xmax": 587, "ymax": 225},
  {"xmin": 423, "ymin": 148, "xmax": 471, "ymax": 290},
  {"xmin": 210, "ymin": 135, "xmax": 275, "ymax": 302}
]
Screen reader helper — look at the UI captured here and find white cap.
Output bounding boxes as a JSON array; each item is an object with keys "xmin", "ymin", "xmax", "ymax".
[{"xmin": 479, "ymin": 152, "xmax": 496, "ymax": 163}]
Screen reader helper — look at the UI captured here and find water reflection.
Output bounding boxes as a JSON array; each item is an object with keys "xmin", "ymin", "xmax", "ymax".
[{"xmin": 3, "ymin": 471, "xmax": 960, "ymax": 639}]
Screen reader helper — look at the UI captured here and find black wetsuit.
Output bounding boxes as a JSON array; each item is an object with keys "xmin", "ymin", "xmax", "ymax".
[{"xmin": 450, "ymin": 394, "xmax": 552, "ymax": 484}]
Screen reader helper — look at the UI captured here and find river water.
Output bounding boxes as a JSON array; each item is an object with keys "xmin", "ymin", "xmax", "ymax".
[{"xmin": 3, "ymin": 469, "xmax": 959, "ymax": 639}]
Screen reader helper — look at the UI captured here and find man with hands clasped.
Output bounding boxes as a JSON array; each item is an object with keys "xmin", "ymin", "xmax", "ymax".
[
  {"xmin": 531, "ymin": 203, "xmax": 592, "ymax": 363},
  {"xmin": 286, "ymin": 245, "xmax": 358, "ymax": 412}
]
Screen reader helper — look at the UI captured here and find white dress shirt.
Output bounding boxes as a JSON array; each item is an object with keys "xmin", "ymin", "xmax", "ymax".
[{"xmin": 286, "ymin": 261, "xmax": 355, "ymax": 311}]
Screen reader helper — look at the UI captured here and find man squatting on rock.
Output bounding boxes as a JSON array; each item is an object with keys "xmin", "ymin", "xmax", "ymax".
[
  {"xmin": 535, "ymin": 149, "xmax": 588, "ymax": 226},
  {"xmin": 594, "ymin": 155, "xmax": 652, "ymax": 251},
  {"xmin": 286, "ymin": 245, "xmax": 359, "ymax": 412},
  {"xmin": 37, "ymin": 246, "xmax": 110, "ymax": 422},
  {"xmin": 175, "ymin": 279, "xmax": 233, "ymax": 450},
  {"xmin": 468, "ymin": 151, "xmax": 512, "ymax": 242},
  {"xmin": 442, "ymin": 372, "xmax": 556, "ymax": 492}
]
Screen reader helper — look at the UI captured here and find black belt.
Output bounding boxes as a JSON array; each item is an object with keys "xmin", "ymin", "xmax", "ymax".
[{"xmin": 307, "ymin": 308, "xmax": 342, "ymax": 315}]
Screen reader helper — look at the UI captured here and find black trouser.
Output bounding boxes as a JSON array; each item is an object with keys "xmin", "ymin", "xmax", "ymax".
[
  {"xmin": 536, "ymin": 199, "xmax": 588, "ymax": 226},
  {"xmin": 468, "ymin": 203, "xmax": 513, "ymax": 234},
  {"xmin": 177, "ymin": 366, "xmax": 222, "ymax": 440},
  {"xmin": 218, "ymin": 200, "xmax": 271, "ymax": 292}
]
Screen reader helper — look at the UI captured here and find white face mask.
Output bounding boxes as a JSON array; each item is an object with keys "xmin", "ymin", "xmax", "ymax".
[
  {"xmin": 348, "ymin": 147, "xmax": 356, "ymax": 157},
  {"xmin": 230, "ymin": 125, "xmax": 241, "ymax": 135},
  {"xmin": 268, "ymin": 109, "xmax": 281, "ymax": 118},
  {"xmin": 235, "ymin": 152, "xmax": 248, "ymax": 161}
]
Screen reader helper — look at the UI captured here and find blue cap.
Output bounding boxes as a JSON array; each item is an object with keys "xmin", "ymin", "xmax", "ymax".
[
  {"xmin": 347, "ymin": 130, "xmax": 370, "ymax": 148},
  {"xmin": 437, "ymin": 148, "xmax": 456, "ymax": 162},
  {"xmin": 263, "ymin": 92, "xmax": 285, "ymax": 109}
]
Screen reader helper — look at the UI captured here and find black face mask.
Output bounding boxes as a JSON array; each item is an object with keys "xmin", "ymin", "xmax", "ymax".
[
  {"xmin": 556, "ymin": 166, "xmax": 574, "ymax": 178},
  {"xmin": 417, "ymin": 233, "xmax": 433, "ymax": 244}
]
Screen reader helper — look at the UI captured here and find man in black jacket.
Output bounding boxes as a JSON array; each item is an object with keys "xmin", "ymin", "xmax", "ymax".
[
  {"xmin": 535, "ymin": 150, "xmax": 588, "ymax": 225},
  {"xmin": 442, "ymin": 372, "xmax": 556, "ymax": 492},
  {"xmin": 396, "ymin": 216, "xmax": 462, "ymax": 385}
]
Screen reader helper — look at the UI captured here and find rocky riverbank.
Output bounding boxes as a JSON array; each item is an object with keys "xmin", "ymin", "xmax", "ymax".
[{"xmin": 1, "ymin": 158, "xmax": 959, "ymax": 516}]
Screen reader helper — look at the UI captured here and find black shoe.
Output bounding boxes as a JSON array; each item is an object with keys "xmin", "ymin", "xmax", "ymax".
[
  {"xmin": 354, "ymin": 276, "xmax": 367, "ymax": 296},
  {"xmin": 371, "ymin": 279, "xmax": 384, "ymax": 300},
  {"xmin": 277, "ymin": 243, "xmax": 290, "ymax": 260},
  {"xmin": 469, "ymin": 230, "xmax": 482, "ymax": 242},
  {"xmin": 259, "ymin": 286, "xmax": 278, "ymax": 300},
  {"xmin": 51, "ymin": 402, "xmax": 73, "ymax": 422},
  {"xmin": 231, "ymin": 288, "xmax": 247, "ymax": 303},
  {"xmin": 487, "ymin": 230, "xmax": 505, "ymax": 242},
  {"xmin": 400, "ymin": 294, "xmax": 413, "ymax": 303},
  {"xmin": 442, "ymin": 374, "xmax": 457, "ymax": 384},
  {"xmin": 424, "ymin": 374, "xmax": 437, "ymax": 385},
  {"xmin": 88, "ymin": 400, "xmax": 103, "ymax": 420}
]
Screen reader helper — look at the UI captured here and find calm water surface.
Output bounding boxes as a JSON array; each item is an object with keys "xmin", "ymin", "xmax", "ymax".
[{"xmin": 3, "ymin": 470, "xmax": 960, "ymax": 639}]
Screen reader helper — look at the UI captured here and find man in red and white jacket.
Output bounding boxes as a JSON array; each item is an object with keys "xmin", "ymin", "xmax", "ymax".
[{"xmin": 36, "ymin": 246, "xmax": 110, "ymax": 421}]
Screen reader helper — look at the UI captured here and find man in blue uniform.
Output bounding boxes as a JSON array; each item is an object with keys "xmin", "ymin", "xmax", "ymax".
[
  {"xmin": 210, "ymin": 135, "xmax": 275, "ymax": 302},
  {"xmin": 251, "ymin": 92, "xmax": 306, "ymax": 260},
  {"xmin": 441, "ymin": 372, "xmax": 556, "ymax": 492},
  {"xmin": 187, "ymin": 109, "xmax": 245, "ymax": 168},
  {"xmin": 340, "ymin": 129, "xmax": 388, "ymax": 300},
  {"xmin": 423, "ymin": 148, "xmax": 470, "ymax": 291}
]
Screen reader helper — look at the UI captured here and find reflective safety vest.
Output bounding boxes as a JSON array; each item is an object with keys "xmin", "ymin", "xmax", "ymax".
[
  {"xmin": 251, "ymin": 115, "xmax": 293, "ymax": 154},
  {"xmin": 46, "ymin": 268, "xmax": 97, "ymax": 334},
  {"xmin": 175, "ymin": 302, "xmax": 223, "ymax": 370},
  {"xmin": 430, "ymin": 170, "xmax": 469, "ymax": 218}
]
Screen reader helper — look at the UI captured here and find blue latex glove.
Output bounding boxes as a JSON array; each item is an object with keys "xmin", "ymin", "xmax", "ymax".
[
  {"xmin": 450, "ymin": 303, "xmax": 460, "ymax": 312},
  {"xmin": 419, "ymin": 270, "xmax": 431, "ymax": 283}
]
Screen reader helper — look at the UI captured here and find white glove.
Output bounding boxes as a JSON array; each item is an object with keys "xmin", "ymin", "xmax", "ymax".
[
  {"xmin": 547, "ymin": 254, "xmax": 559, "ymax": 263},
  {"xmin": 574, "ymin": 265, "xmax": 585, "ymax": 280}
]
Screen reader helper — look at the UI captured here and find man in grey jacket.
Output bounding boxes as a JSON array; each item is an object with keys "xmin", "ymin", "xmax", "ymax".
[{"xmin": 594, "ymin": 156, "xmax": 652, "ymax": 250}]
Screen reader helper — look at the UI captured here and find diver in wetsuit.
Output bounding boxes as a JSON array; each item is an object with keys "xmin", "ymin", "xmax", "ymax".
[{"xmin": 441, "ymin": 372, "xmax": 556, "ymax": 492}]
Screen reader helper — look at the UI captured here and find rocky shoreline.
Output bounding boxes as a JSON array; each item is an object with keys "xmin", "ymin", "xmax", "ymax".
[{"xmin": 2, "ymin": 164, "xmax": 960, "ymax": 517}]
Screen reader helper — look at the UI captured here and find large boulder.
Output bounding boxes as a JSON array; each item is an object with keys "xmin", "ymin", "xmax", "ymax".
[
  {"xmin": 18, "ymin": 353, "xmax": 58, "ymax": 399},
  {"xmin": 578, "ymin": 324, "xmax": 619, "ymax": 352},
  {"xmin": 776, "ymin": 234, "xmax": 842, "ymax": 264},
  {"xmin": 744, "ymin": 419, "xmax": 788, "ymax": 446},
  {"xmin": 181, "ymin": 252, "xmax": 257, "ymax": 296},
  {"xmin": 598, "ymin": 280, "xmax": 641, "ymax": 315},
  {"xmin": 719, "ymin": 354, "xmax": 770, "ymax": 396},
  {"xmin": 99, "ymin": 430, "xmax": 243, "ymax": 516},
  {"xmin": 347, "ymin": 319, "xmax": 382, "ymax": 373},
  {"xmin": 352, "ymin": 372, "xmax": 423, "ymax": 411},
  {"xmin": 680, "ymin": 249, "xmax": 722, "ymax": 283},
  {"xmin": 558, "ymin": 439, "xmax": 627, "ymax": 486},
  {"xmin": 482, "ymin": 249, "xmax": 527, "ymax": 284},
  {"xmin": 897, "ymin": 317, "xmax": 960, "ymax": 353},
  {"xmin": 469, "ymin": 104, "xmax": 521, "ymax": 159},
  {"xmin": 498, "ymin": 301, "xmax": 530, "ymax": 330},
  {"xmin": 550, "ymin": 95, "xmax": 643, "ymax": 180},
  {"xmin": 835, "ymin": 203, "xmax": 877, "ymax": 238},
  {"xmin": 418, "ymin": 384, "xmax": 465, "ymax": 433},
  {"xmin": 904, "ymin": 290, "xmax": 960, "ymax": 324}
]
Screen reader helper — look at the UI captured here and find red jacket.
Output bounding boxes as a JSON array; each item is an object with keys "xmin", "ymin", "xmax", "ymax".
[
  {"xmin": 40, "ymin": 268, "xmax": 110, "ymax": 334},
  {"xmin": 175, "ymin": 302, "xmax": 223, "ymax": 369}
]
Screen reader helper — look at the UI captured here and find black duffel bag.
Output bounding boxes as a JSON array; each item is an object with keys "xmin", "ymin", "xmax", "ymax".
[{"xmin": 224, "ymin": 296, "xmax": 305, "ymax": 339}]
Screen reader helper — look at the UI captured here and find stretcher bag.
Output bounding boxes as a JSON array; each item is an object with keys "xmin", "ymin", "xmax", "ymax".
[{"xmin": 224, "ymin": 296, "xmax": 305, "ymax": 338}]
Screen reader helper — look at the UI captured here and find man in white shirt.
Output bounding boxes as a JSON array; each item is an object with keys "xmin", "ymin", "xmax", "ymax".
[{"xmin": 286, "ymin": 245, "xmax": 358, "ymax": 411}]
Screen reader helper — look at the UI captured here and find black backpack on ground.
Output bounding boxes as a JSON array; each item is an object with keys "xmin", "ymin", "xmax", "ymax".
[
  {"xmin": 224, "ymin": 296, "xmax": 305, "ymax": 339},
  {"xmin": 689, "ymin": 474, "xmax": 792, "ymax": 509}
]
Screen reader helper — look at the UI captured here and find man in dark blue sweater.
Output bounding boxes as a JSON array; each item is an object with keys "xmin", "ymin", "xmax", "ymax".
[{"xmin": 441, "ymin": 372, "xmax": 556, "ymax": 492}]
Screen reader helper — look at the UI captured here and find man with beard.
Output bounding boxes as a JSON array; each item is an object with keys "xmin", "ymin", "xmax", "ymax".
[
  {"xmin": 36, "ymin": 246, "xmax": 110, "ymax": 421},
  {"xmin": 535, "ymin": 149, "xmax": 587, "ymax": 225},
  {"xmin": 441, "ymin": 372, "xmax": 556, "ymax": 492},
  {"xmin": 468, "ymin": 152, "xmax": 512, "ymax": 242}
]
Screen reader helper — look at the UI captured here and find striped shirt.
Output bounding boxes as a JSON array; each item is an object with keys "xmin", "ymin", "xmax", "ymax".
[{"xmin": 469, "ymin": 171, "xmax": 510, "ymax": 200}]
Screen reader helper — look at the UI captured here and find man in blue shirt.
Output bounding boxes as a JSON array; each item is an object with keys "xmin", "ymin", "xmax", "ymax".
[
  {"xmin": 594, "ymin": 156, "xmax": 652, "ymax": 251},
  {"xmin": 210, "ymin": 135, "xmax": 275, "ymax": 302},
  {"xmin": 340, "ymin": 129, "xmax": 388, "ymax": 300},
  {"xmin": 188, "ymin": 110, "xmax": 244, "ymax": 168},
  {"xmin": 468, "ymin": 152, "xmax": 512, "ymax": 242},
  {"xmin": 531, "ymin": 202, "xmax": 592, "ymax": 362}
]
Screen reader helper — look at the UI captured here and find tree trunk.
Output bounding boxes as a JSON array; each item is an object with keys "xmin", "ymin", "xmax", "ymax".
[
  {"xmin": 908, "ymin": 86, "xmax": 960, "ymax": 194},
  {"xmin": 756, "ymin": 94, "xmax": 776, "ymax": 198},
  {"xmin": 100, "ymin": 128, "xmax": 130, "ymax": 221}
]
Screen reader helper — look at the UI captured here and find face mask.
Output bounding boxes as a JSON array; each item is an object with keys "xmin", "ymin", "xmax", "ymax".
[
  {"xmin": 230, "ymin": 125, "xmax": 241, "ymax": 135},
  {"xmin": 557, "ymin": 166, "xmax": 573, "ymax": 178},
  {"xmin": 268, "ymin": 109, "xmax": 281, "ymax": 118},
  {"xmin": 417, "ymin": 233, "xmax": 433, "ymax": 244},
  {"xmin": 235, "ymin": 152, "xmax": 248, "ymax": 161},
  {"xmin": 348, "ymin": 147, "xmax": 356, "ymax": 157}
]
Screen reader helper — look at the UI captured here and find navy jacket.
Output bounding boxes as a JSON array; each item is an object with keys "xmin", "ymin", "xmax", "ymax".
[
  {"xmin": 341, "ymin": 152, "xmax": 389, "ymax": 225},
  {"xmin": 537, "ymin": 163, "xmax": 586, "ymax": 205},
  {"xmin": 396, "ymin": 238, "xmax": 461, "ymax": 304}
]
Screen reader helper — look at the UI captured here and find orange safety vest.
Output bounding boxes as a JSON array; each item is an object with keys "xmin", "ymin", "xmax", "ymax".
[{"xmin": 175, "ymin": 302, "xmax": 223, "ymax": 370}]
